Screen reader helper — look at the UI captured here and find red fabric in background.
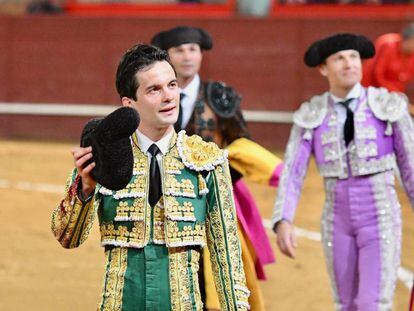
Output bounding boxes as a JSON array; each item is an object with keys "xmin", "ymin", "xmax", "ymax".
[{"xmin": 362, "ymin": 33, "xmax": 414, "ymax": 93}]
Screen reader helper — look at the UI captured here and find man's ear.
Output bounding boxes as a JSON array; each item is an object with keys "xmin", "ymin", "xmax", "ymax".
[
  {"xmin": 121, "ymin": 97, "xmax": 133, "ymax": 107},
  {"xmin": 318, "ymin": 64, "xmax": 327, "ymax": 77}
]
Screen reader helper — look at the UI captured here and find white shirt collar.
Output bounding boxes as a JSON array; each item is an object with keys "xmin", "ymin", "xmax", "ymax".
[
  {"xmin": 180, "ymin": 74, "xmax": 200, "ymax": 101},
  {"xmin": 136, "ymin": 128, "xmax": 174, "ymax": 156},
  {"xmin": 179, "ymin": 74, "xmax": 201, "ymax": 129},
  {"xmin": 330, "ymin": 83, "xmax": 362, "ymax": 104}
]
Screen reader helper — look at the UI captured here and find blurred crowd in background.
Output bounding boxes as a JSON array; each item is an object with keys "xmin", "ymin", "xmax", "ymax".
[
  {"xmin": 0, "ymin": 0, "xmax": 412, "ymax": 17},
  {"xmin": 2, "ymin": 0, "xmax": 414, "ymax": 114}
]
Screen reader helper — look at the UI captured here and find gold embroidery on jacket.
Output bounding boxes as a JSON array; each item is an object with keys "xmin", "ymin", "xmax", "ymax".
[
  {"xmin": 166, "ymin": 221, "xmax": 206, "ymax": 247},
  {"xmin": 189, "ymin": 250, "xmax": 203, "ymax": 309},
  {"xmin": 179, "ymin": 133, "xmax": 225, "ymax": 170},
  {"xmin": 153, "ymin": 200, "xmax": 166, "ymax": 244},
  {"xmin": 51, "ymin": 170, "xmax": 81, "ymax": 246},
  {"xmin": 164, "ymin": 155, "xmax": 185, "ymax": 174},
  {"xmin": 79, "ymin": 198, "xmax": 99, "ymax": 246},
  {"xmin": 165, "ymin": 196, "xmax": 196, "ymax": 222},
  {"xmin": 207, "ymin": 165, "xmax": 250, "ymax": 310},
  {"xmin": 169, "ymin": 248, "xmax": 201, "ymax": 310},
  {"xmin": 99, "ymin": 247, "xmax": 128, "ymax": 311},
  {"xmin": 113, "ymin": 174, "xmax": 147, "ymax": 200},
  {"xmin": 69, "ymin": 199, "xmax": 91, "ymax": 248},
  {"xmin": 58, "ymin": 198, "xmax": 84, "ymax": 247},
  {"xmin": 101, "ymin": 222, "xmax": 147, "ymax": 248},
  {"xmin": 164, "ymin": 175, "xmax": 196, "ymax": 198},
  {"xmin": 114, "ymin": 197, "xmax": 146, "ymax": 221}
]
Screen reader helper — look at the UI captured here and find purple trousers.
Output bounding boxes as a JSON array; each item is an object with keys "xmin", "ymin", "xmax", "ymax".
[{"xmin": 321, "ymin": 170, "xmax": 401, "ymax": 311}]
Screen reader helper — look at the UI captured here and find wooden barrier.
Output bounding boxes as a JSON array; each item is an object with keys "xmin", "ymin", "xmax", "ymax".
[{"xmin": 0, "ymin": 10, "xmax": 411, "ymax": 148}]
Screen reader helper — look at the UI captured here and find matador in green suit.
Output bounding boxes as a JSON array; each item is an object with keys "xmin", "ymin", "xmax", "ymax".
[{"xmin": 51, "ymin": 44, "xmax": 249, "ymax": 311}]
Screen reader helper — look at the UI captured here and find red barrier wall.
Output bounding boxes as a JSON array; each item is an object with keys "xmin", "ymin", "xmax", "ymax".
[{"xmin": 0, "ymin": 12, "xmax": 410, "ymax": 148}]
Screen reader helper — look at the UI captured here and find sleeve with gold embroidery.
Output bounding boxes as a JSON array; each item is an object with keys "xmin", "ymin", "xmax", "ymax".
[
  {"xmin": 51, "ymin": 168, "xmax": 99, "ymax": 249},
  {"xmin": 206, "ymin": 160, "xmax": 250, "ymax": 310}
]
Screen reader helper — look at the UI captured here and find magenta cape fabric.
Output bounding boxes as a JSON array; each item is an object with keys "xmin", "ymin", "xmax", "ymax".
[{"xmin": 233, "ymin": 178, "xmax": 277, "ymax": 280}]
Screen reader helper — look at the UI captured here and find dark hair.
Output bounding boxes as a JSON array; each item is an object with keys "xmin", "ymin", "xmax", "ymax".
[
  {"xmin": 402, "ymin": 23, "xmax": 414, "ymax": 40},
  {"xmin": 115, "ymin": 44, "xmax": 174, "ymax": 100}
]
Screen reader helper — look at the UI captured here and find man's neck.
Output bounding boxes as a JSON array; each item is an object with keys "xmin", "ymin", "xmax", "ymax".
[
  {"xmin": 138, "ymin": 124, "xmax": 173, "ymax": 142},
  {"xmin": 329, "ymin": 84, "xmax": 357, "ymax": 99},
  {"xmin": 179, "ymin": 75, "xmax": 196, "ymax": 89}
]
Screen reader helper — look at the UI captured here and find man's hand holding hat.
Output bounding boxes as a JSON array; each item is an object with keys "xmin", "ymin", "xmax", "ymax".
[{"xmin": 75, "ymin": 107, "xmax": 140, "ymax": 197}]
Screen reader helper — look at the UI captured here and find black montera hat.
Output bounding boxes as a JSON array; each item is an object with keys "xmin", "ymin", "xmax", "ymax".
[
  {"xmin": 80, "ymin": 107, "xmax": 140, "ymax": 191},
  {"xmin": 151, "ymin": 26, "xmax": 213, "ymax": 51},
  {"xmin": 304, "ymin": 33, "xmax": 375, "ymax": 67}
]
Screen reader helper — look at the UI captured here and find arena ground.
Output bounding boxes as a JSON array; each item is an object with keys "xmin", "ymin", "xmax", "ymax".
[{"xmin": 0, "ymin": 139, "xmax": 413, "ymax": 310}]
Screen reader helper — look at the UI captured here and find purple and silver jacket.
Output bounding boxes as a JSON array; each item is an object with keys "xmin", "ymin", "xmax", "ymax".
[{"xmin": 272, "ymin": 86, "xmax": 414, "ymax": 224}]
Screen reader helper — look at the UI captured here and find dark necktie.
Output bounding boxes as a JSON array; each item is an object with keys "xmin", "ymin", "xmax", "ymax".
[
  {"xmin": 148, "ymin": 144, "xmax": 162, "ymax": 207},
  {"xmin": 338, "ymin": 98, "xmax": 354, "ymax": 146},
  {"xmin": 174, "ymin": 93, "xmax": 185, "ymax": 132}
]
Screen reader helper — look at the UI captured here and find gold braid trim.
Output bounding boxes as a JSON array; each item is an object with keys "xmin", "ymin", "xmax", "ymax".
[
  {"xmin": 98, "ymin": 250, "xmax": 111, "ymax": 310},
  {"xmin": 79, "ymin": 197, "xmax": 100, "ymax": 245},
  {"xmin": 99, "ymin": 248, "xmax": 128, "ymax": 311},
  {"xmin": 189, "ymin": 250, "xmax": 203, "ymax": 309},
  {"xmin": 207, "ymin": 164, "xmax": 250, "ymax": 310},
  {"xmin": 51, "ymin": 169, "xmax": 96, "ymax": 248},
  {"xmin": 169, "ymin": 247, "xmax": 199, "ymax": 310},
  {"xmin": 206, "ymin": 211, "xmax": 228, "ymax": 309}
]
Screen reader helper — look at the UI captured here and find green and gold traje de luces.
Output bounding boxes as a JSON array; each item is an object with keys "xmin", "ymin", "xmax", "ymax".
[{"xmin": 51, "ymin": 130, "xmax": 250, "ymax": 311}]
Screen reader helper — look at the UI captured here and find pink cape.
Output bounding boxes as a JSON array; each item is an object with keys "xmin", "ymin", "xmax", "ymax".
[{"xmin": 232, "ymin": 165, "xmax": 282, "ymax": 280}]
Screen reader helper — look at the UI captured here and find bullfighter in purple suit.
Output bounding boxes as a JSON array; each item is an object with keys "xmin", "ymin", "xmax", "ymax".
[{"xmin": 272, "ymin": 33, "xmax": 414, "ymax": 311}]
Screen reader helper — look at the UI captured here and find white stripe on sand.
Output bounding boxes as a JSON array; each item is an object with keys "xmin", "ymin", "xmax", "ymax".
[{"xmin": 0, "ymin": 179, "xmax": 63, "ymax": 194}]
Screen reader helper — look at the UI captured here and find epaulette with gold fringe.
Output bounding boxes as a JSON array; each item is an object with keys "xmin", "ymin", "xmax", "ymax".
[{"xmin": 176, "ymin": 130, "xmax": 227, "ymax": 172}]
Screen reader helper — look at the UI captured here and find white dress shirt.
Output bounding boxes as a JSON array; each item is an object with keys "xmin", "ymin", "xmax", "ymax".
[
  {"xmin": 136, "ymin": 128, "xmax": 174, "ymax": 168},
  {"xmin": 179, "ymin": 74, "xmax": 201, "ymax": 129},
  {"xmin": 330, "ymin": 83, "xmax": 362, "ymax": 127}
]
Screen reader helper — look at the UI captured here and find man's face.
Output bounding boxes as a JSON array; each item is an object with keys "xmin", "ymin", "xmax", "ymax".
[
  {"xmin": 167, "ymin": 43, "xmax": 203, "ymax": 80},
  {"xmin": 319, "ymin": 49, "xmax": 362, "ymax": 90},
  {"xmin": 125, "ymin": 61, "xmax": 179, "ymax": 131}
]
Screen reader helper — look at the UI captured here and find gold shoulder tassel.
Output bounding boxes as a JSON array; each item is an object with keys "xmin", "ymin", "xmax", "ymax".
[{"xmin": 198, "ymin": 173, "xmax": 209, "ymax": 195}]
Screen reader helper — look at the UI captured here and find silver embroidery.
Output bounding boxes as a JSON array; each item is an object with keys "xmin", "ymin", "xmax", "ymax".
[
  {"xmin": 321, "ymin": 129, "xmax": 337, "ymax": 145},
  {"xmin": 317, "ymin": 161, "xmax": 348, "ymax": 179},
  {"xmin": 323, "ymin": 146, "xmax": 341, "ymax": 162},
  {"xmin": 368, "ymin": 87, "xmax": 407, "ymax": 122},
  {"xmin": 356, "ymin": 142, "xmax": 378, "ymax": 158},
  {"xmin": 371, "ymin": 172, "xmax": 401, "ymax": 311},
  {"xmin": 355, "ymin": 126, "xmax": 377, "ymax": 140},
  {"xmin": 349, "ymin": 153, "xmax": 396, "ymax": 176},
  {"xmin": 328, "ymin": 113, "xmax": 338, "ymax": 127},
  {"xmin": 321, "ymin": 178, "xmax": 341, "ymax": 311},
  {"xmin": 293, "ymin": 93, "xmax": 329, "ymax": 129},
  {"xmin": 354, "ymin": 110, "xmax": 367, "ymax": 123}
]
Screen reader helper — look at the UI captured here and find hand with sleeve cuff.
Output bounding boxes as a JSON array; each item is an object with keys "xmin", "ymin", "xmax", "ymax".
[
  {"xmin": 71, "ymin": 146, "xmax": 96, "ymax": 200},
  {"xmin": 274, "ymin": 220, "xmax": 297, "ymax": 259}
]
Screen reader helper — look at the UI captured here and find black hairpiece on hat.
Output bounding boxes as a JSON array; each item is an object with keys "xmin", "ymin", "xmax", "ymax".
[
  {"xmin": 304, "ymin": 33, "xmax": 375, "ymax": 67},
  {"xmin": 80, "ymin": 107, "xmax": 140, "ymax": 191},
  {"xmin": 151, "ymin": 26, "xmax": 213, "ymax": 51}
]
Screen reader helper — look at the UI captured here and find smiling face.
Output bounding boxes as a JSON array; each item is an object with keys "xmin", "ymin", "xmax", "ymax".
[
  {"xmin": 319, "ymin": 49, "xmax": 362, "ymax": 96},
  {"xmin": 167, "ymin": 43, "xmax": 203, "ymax": 84},
  {"xmin": 122, "ymin": 60, "xmax": 179, "ymax": 137}
]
